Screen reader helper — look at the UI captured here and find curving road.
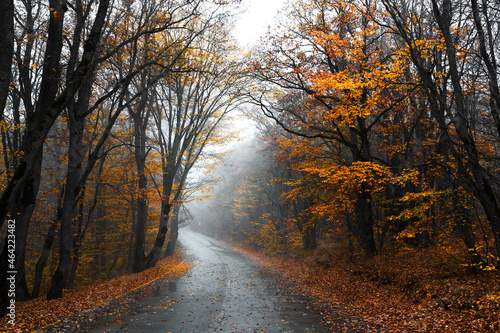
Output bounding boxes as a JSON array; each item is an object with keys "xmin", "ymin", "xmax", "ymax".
[{"xmin": 43, "ymin": 228, "xmax": 330, "ymax": 332}]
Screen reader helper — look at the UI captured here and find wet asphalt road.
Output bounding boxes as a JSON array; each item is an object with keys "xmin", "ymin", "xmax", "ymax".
[{"xmin": 42, "ymin": 228, "xmax": 330, "ymax": 333}]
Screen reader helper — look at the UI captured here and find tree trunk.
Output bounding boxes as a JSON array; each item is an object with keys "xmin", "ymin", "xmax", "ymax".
[
  {"xmin": 48, "ymin": 0, "xmax": 112, "ymax": 293},
  {"xmin": 0, "ymin": 148, "xmax": 44, "ymax": 307},
  {"xmin": 66, "ymin": 246, "xmax": 80, "ymax": 290},
  {"xmin": 129, "ymin": 197, "xmax": 136, "ymax": 272},
  {"xmin": 302, "ymin": 226, "xmax": 317, "ymax": 250},
  {"xmin": 0, "ymin": 0, "xmax": 13, "ymax": 118},
  {"xmin": 431, "ymin": 0, "xmax": 500, "ymax": 259},
  {"xmin": 32, "ymin": 219, "xmax": 58, "ymax": 299},
  {"xmin": 67, "ymin": 164, "xmax": 102, "ymax": 289},
  {"xmin": 131, "ymin": 107, "xmax": 148, "ymax": 273},
  {"xmin": 456, "ymin": 216, "xmax": 483, "ymax": 268},
  {"xmin": 164, "ymin": 204, "xmax": 180, "ymax": 257},
  {"xmin": 93, "ymin": 200, "xmax": 105, "ymax": 277},
  {"xmin": 132, "ymin": 174, "xmax": 147, "ymax": 273},
  {"xmin": 47, "ymin": 110, "xmax": 85, "ymax": 300},
  {"xmin": 0, "ymin": 0, "xmax": 66, "ymax": 311},
  {"xmin": 1, "ymin": 0, "xmax": 110, "ymax": 308},
  {"xmin": 354, "ymin": 183, "xmax": 377, "ymax": 256},
  {"xmin": 32, "ymin": 188, "xmax": 63, "ymax": 298},
  {"xmin": 146, "ymin": 201, "xmax": 171, "ymax": 267},
  {"xmin": 67, "ymin": 204, "xmax": 84, "ymax": 290}
]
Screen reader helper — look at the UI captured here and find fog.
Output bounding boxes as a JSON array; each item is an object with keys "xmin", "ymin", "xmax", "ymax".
[{"xmin": 184, "ymin": 131, "xmax": 269, "ymax": 239}]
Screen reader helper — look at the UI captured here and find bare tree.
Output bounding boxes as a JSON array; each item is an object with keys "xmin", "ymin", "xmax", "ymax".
[{"xmin": 145, "ymin": 21, "xmax": 245, "ymax": 267}]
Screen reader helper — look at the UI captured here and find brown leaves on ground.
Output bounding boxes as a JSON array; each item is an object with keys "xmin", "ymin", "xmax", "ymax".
[
  {"xmin": 233, "ymin": 246, "xmax": 500, "ymax": 332},
  {"xmin": 0, "ymin": 255, "xmax": 191, "ymax": 333}
]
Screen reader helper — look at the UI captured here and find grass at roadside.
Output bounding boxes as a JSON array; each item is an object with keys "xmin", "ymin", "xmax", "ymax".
[
  {"xmin": 0, "ymin": 254, "xmax": 191, "ymax": 333},
  {"xmin": 233, "ymin": 245, "xmax": 500, "ymax": 332}
]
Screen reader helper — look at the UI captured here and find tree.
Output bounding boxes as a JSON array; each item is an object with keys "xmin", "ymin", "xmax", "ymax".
[
  {"xmin": 381, "ymin": 0, "xmax": 500, "ymax": 265},
  {"xmin": 145, "ymin": 17, "xmax": 245, "ymax": 267},
  {"xmin": 249, "ymin": 0, "xmax": 412, "ymax": 255},
  {"xmin": 0, "ymin": 0, "xmax": 247, "ymax": 311},
  {"xmin": 0, "ymin": 0, "xmax": 14, "ymax": 121},
  {"xmin": 0, "ymin": 0, "xmax": 112, "ymax": 311},
  {"xmin": 47, "ymin": 0, "xmax": 212, "ymax": 299}
]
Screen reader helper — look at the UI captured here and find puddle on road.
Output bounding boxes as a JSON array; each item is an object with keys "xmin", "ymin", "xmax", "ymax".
[{"xmin": 168, "ymin": 281, "xmax": 177, "ymax": 292}]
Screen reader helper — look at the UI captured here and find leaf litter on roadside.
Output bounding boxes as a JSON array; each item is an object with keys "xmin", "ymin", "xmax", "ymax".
[
  {"xmin": 0, "ymin": 254, "xmax": 191, "ymax": 333},
  {"xmin": 232, "ymin": 245, "xmax": 500, "ymax": 332}
]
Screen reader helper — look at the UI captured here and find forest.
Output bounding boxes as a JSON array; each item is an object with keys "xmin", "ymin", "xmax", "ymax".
[{"xmin": 1, "ymin": 0, "xmax": 500, "ymax": 330}]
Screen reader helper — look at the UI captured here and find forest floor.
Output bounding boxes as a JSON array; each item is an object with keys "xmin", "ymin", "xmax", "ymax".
[
  {"xmin": 233, "ymin": 245, "xmax": 500, "ymax": 332},
  {"xmin": 0, "ymin": 254, "xmax": 190, "ymax": 333}
]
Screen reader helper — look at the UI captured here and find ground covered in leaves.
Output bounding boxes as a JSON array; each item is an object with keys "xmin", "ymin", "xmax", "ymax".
[
  {"xmin": 234, "ymin": 246, "xmax": 500, "ymax": 332},
  {"xmin": 0, "ymin": 254, "xmax": 190, "ymax": 333}
]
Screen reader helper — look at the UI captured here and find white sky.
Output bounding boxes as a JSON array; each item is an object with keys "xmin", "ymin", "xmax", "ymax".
[{"xmin": 232, "ymin": 0, "xmax": 287, "ymax": 47}]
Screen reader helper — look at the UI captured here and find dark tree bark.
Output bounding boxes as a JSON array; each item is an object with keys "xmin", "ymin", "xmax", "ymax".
[
  {"xmin": 47, "ymin": 101, "xmax": 86, "ymax": 300},
  {"xmin": 0, "ymin": 0, "xmax": 66, "ymax": 315},
  {"xmin": 0, "ymin": 0, "xmax": 14, "ymax": 118},
  {"xmin": 46, "ymin": 0, "xmax": 112, "ymax": 300},
  {"xmin": 32, "ymin": 187, "xmax": 64, "ymax": 299},
  {"xmin": 145, "ymin": 160, "xmax": 176, "ymax": 268},
  {"xmin": 470, "ymin": 0, "xmax": 500, "ymax": 137},
  {"xmin": 131, "ymin": 88, "xmax": 151, "ymax": 273},
  {"xmin": 146, "ymin": 201, "xmax": 171, "ymax": 265},
  {"xmin": 164, "ymin": 203, "xmax": 181, "ymax": 257},
  {"xmin": 302, "ymin": 227, "xmax": 317, "ymax": 250},
  {"xmin": 430, "ymin": 0, "xmax": 500, "ymax": 259},
  {"xmin": 380, "ymin": 0, "xmax": 500, "ymax": 263},
  {"xmin": 354, "ymin": 183, "xmax": 377, "ymax": 255},
  {"xmin": 66, "ymin": 158, "xmax": 103, "ymax": 289}
]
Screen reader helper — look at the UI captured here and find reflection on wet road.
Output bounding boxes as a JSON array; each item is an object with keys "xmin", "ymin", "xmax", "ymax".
[{"xmin": 58, "ymin": 228, "xmax": 330, "ymax": 332}]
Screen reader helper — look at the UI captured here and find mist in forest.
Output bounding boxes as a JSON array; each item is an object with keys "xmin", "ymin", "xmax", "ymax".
[{"xmin": 186, "ymin": 133, "xmax": 268, "ymax": 239}]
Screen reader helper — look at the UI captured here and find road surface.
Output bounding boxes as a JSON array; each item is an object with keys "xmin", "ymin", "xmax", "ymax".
[{"xmin": 42, "ymin": 228, "xmax": 330, "ymax": 332}]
